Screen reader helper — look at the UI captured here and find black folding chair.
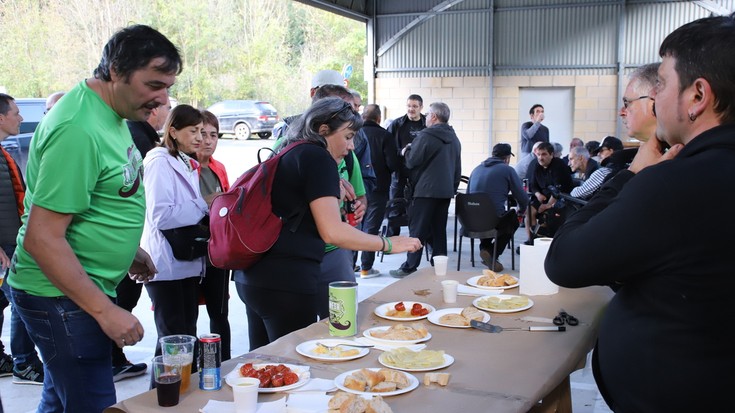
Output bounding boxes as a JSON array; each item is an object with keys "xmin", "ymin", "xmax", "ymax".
[{"xmin": 455, "ymin": 192, "xmax": 501, "ymax": 271}]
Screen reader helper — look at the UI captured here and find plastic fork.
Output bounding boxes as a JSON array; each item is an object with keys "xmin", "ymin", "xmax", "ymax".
[{"xmin": 316, "ymin": 342, "xmax": 374, "ymax": 350}]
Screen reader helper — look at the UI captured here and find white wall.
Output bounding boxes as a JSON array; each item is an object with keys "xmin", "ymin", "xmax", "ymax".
[{"xmin": 519, "ymin": 87, "xmax": 575, "ymax": 156}]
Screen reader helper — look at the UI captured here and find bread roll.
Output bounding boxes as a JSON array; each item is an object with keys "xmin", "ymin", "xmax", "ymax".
[{"xmin": 340, "ymin": 396, "xmax": 367, "ymax": 413}]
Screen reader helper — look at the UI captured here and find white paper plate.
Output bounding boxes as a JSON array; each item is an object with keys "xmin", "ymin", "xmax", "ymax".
[
  {"xmin": 473, "ymin": 294, "xmax": 534, "ymax": 314},
  {"xmin": 334, "ymin": 368, "xmax": 419, "ymax": 396},
  {"xmin": 378, "ymin": 352, "xmax": 455, "ymax": 372},
  {"xmin": 363, "ymin": 326, "xmax": 432, "ymax": 344},
  {"xmin": 373, "ymin": 301, "xmax": 435, "ymax": 321},
  {"xmin": 427, "ymin": 307, "xmax": 491, "ymax": 328},
  {"xmin": 295, "ymin": 339, "xmax": 369, "ymax": 361},
  {"xmin": 225, "ymin": 363, "xmax": 310, "ymax": 393},
  {"xmin": 467, "ymin": 275, "xmax": 519, "ymax": 290}
]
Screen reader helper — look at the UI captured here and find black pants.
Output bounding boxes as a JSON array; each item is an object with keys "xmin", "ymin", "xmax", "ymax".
[
  {"xmin": 387, "ymin": 173, "xmax": 407, "ymax": 236},
  {"xmin": 111, "ymin": 274, "xmax": 143, "ymax": 366},
  {"xmin": 235, "ymin": 282, "xmax": 317, "ymax": 351},
  {"xmin": 145, "ymin": 277, "xmax": 200, "ymax": 361},
  {"xmin": 359, "ymin": 190, "xmax": 389, "ymax": 270},
  {"xmin": 199, "ymin": 266, "xmax": 232, "ymax": 361},
  {"xmin": 400, "ymin": 197, "xmax": 450, "ymax": 272},
  {"xmin": 480, "ymin": 210, "xmax": 519, "ymax": 259}
]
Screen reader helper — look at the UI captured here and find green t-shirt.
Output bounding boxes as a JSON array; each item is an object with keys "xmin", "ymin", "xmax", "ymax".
[
  {"xmin": 325, "ymin": 152, "xmax": 365, "ymax": 253},
  {"xmin": 9, "ymin": 80, "xmax": 145, "ymax": 297}
]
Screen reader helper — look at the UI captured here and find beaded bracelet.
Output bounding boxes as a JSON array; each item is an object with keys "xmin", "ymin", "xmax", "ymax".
[{"xmin": 385, "ymin": 237, "xmax": 393, "ymax": 254}]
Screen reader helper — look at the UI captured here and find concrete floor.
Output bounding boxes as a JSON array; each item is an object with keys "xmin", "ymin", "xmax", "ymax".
[{"xmin": 0, "ymin": 208, "xmax": 612, "ymax": 413}]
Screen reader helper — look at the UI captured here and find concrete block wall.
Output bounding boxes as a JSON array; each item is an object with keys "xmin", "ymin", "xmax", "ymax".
[{"xmin": 375, "ymin": 74, "xmax": 619, "ymax": 173}]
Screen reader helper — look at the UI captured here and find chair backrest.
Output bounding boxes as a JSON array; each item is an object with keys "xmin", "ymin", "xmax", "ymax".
[{"xmin": 455, "ymin": 192, "xmax": 501, "ymax": 233}]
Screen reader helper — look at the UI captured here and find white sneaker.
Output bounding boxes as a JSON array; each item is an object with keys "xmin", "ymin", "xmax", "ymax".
[{"xmin": 360, "ymin": 268, "xmax": 381, "ymax": 279}]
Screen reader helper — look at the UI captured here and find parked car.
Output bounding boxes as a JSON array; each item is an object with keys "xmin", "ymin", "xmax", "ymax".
[
  {"xmin": 0, "ymin": 98, "xmax": 46, "ymax": 174},
  {"xmin": 207, "ymin": 100, "xmax": 279, "ymax": 140}
]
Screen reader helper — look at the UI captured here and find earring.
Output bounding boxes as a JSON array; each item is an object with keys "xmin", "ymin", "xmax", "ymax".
[{"xmin": 688, "ymin": 113, "xmax": 697, "ymax": 122}]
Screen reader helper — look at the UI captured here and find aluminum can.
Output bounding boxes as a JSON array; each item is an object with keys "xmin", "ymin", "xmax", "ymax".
[
  {"xmin": 198, "ymin": 334, "xmax": 221, "ymax": 391},
  {"xmin": 344, "ymin": 200, "xmax": 358, "ymax": 226},
  {"xmin": 328, "ymin": 281, "xmax": 358, "ymax": 336}
]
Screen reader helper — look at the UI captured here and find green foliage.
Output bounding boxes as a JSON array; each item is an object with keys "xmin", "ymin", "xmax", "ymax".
[{"xmin": 0, "ymin": 0, "xmax": 366, "ymax": 118}]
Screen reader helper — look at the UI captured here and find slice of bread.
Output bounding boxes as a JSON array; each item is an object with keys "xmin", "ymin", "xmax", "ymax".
[
  {"xmin": 365, "ymin": 396, "xmax": 394, "ymax": 413},
  {"xmin": 378, "ymin": 368, "xmax": 410, "ymax": 389},
  {"xmin": 439, "ymin": 313, "xmax": 469, "ymax": 326},
  {"xmin": 424, "ymin": 372, "xmax": 451, "ymax": 386},
  {"xmin": 340, "ymin": 396, "xmax": 368, "ymax": 413},
  {"xmin": 370, "ymin": 381, "xmax": 397, "ymax": 393},
  {"xmin": 344, "ymin": 374, "xmax": 367, "ymax": 391},
  {"xmin": 360, "ymin": 368, "xmax": 384, "ymax": 389},
  {"xmin": 461, "ymin": 306, "xmax": 485, "ymax": 322},
  {"xmin": 328, "ymin": 391, "xmax": 354, "ymax": 410}
]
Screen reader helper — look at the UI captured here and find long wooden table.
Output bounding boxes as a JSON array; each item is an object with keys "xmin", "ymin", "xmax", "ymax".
[{"xmin": 105, "ymin": 268, "xmax": 613, "ymax": 413}]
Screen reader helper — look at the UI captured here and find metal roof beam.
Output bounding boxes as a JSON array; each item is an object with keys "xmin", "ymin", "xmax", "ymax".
[
  {"xmin": 693, "ymin": 0, "xmax": 732, "ymax": 15},
  {"xmin": 376, "ymin": 0, "xmax": 466, "ymax": 57}
]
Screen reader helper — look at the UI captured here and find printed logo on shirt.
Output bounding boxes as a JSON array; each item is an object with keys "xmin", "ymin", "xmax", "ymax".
[{"xmin": 119, "ymin": 145, "xmax": 143, "ymax": 198}]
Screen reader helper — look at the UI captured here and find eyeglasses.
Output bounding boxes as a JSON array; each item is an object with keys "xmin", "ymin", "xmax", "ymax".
[
  {"xmin": 622, "ymin": 96, "xmax": 651, "ymax": 109},
  {"xmin": 329, "ymin": 102, "xmax": 357, "ymax": 120}
]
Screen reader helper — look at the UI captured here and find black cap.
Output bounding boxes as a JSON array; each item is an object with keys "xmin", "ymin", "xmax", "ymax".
[
  {"xmin": 492, "ymin": 143, "xmax": 514, "ymax": 157},
  {"xmin": 592, "ymin": 136, "xmax": 624, "ymax": 155}
]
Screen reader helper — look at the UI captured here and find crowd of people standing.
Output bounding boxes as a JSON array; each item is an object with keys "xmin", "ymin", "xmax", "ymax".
[{"xmin": 1, "ymin": 12, "xmax": 734, "ymax": 413}]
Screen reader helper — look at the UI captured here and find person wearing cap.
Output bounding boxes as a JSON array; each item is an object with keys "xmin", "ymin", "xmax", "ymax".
[
  {"xmin": 468, "ymin": 143, "xmax": 528, "ymax": 271},
  {"xmin": 386, "ymin": 94, "xmax": 426, "ymax": 236},
  {"xmin": 570, "ymin": 136, "xmax": 624, "ymax": 200}
]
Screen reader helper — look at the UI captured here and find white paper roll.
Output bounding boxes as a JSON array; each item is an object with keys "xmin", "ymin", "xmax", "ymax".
[{"xmin": 520, "ymin": 237, "xmax": 559, "ymax": 296}]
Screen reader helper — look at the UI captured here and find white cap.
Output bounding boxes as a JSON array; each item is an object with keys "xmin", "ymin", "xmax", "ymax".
[{"xmin": 311, "ymin": 70, "xmax": 344, "ymax": 89}]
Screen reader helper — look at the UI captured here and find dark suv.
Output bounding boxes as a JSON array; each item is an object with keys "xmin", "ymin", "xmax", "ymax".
[
  {"xmin": 1, "ymin": 98, "xmax": 46, "ymax": 174},
  {"xmin": 207, "ymin": 100, "xmax": 279, "ymax": 140}
]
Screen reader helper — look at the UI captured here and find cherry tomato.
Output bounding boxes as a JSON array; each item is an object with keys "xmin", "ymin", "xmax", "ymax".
[
  {"xmin": 419, "ymin": 308, "xmax": 430, "ymax": 316},
  {"xmin": 271, "ymin": 373, "xmax": 284, "ymax": 387},
  {"xmin": 275, "ymin": 364, "xmax": 288, "ymax": 373},
  {"xmin": 412, "ymin": 303, "xmax": 422, "ymax": 309},
  {"xmin": 395, "ymin": 302, "xmax": 405, "ymax": 312},
  {"xmin": 283, "ymin": 371, "xmax": 299, "ymax": 385}
]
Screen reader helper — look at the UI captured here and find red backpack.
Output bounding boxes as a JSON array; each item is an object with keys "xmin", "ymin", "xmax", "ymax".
[{"xmin": 208, "ymin": 141, "xmax": 308, "ymax": 269}]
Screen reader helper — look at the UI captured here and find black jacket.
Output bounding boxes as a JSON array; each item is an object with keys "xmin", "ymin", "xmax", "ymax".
[
  {"xmin": 545, "ymin": 123, "xmax": 735, "ymax": 412},
  {"xmin": 357, "ymin": 120, "xmax": 398, "ymax": 193},
  {"xmin": 127, "ymin": 120, "xmax": 160, "ymax": 159},
  {"xmin": 405, "ymin": 123, "xmax": 461, "ymax": 199}
]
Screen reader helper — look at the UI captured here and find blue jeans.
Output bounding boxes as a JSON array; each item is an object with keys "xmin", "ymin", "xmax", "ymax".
[
  {"xmin": 10, "ymin": 287, "xmax": 115, "ymax": 413},
  {"xmin": 1, "ymin": 245, "xmax": 40, "ymax": 367}
]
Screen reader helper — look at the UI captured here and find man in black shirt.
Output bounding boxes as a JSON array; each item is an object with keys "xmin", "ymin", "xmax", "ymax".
[
  {"xmin": 386, "ymin": 94, "xmax": 425, "ymax": 236},
  {"xmin": 525, "ymin": 142, "xmax": 572, "ymax": 243}
]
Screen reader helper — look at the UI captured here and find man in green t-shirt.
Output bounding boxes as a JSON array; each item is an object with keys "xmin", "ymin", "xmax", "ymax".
[{"xmin": 7, "ymin": 25, "xmax": 181, "ymax": 413}]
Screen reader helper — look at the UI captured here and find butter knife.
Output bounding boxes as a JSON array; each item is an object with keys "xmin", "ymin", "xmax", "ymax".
[{"xmin": 470, "ymin": 320, "xmax": 566, "ymax": 333}]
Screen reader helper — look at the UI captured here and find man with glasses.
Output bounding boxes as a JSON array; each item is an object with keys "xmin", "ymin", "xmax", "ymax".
[
  {"xmin": 620, "ymin": 63, "xmax": 659, "ymax": 143},
  {"xmin": 546, "ymin": 13, "xmax": 735, "ymax": 412}
]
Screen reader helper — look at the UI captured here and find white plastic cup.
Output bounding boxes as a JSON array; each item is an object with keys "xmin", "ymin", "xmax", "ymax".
[
  {"xmin": 230, "ymin": 377, "xmax": 260, "ymax": 413},
  {"xmin": 433, "ymin": 255, "xmax": 449, "ymax": 276},
  {"xmin": 441, "ymin": 280, "xmax": 459, "ymax": 303}
]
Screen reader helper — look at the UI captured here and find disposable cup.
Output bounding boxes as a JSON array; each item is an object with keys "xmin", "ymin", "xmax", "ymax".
[
  {"xmin": 160, "ymin": 335, "xmax": 196, "ymax": 392},
  {"xmin": 230, "ymin": 377, "xmax": 260, "ymax": 413},
  {"xmin": 433, "ymin": 255, "xmax": 449, "ymax": 276},
  {"xmin": 152, "ymin": 355, "xmax": 181, "ymax": 407},
  {"xmin": 441, "ymin": 280, "xmax": 459, "ymax": 304}
]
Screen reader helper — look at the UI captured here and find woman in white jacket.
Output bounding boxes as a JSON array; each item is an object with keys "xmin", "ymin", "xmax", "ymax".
[{"xmin": 140, "ymin": 105, "xmax": 208, "ymax": 357}]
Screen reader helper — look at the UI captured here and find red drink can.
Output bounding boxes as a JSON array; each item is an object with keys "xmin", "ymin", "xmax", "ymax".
[
  {"xmin": 198, "ymin": 334, "xmax": 221, "ymax": 391},
  {"xmin": 345, "ymin": 200, "xmax": 357, "ymax": 226}
]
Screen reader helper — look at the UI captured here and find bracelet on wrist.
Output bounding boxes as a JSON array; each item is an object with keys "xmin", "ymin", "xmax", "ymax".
[
  {"xmin": 385, "ymin": 237, "xmax": 393, "ymax": 254},
  {"xmin": 379, "ymin": 236, "xmax": 386, "ymax": 252}
]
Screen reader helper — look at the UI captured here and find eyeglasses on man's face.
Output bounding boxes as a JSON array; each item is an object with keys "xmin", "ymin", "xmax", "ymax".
[{"xmin": 622, "ymin": 96, "xmax": 651, "ymax": 110}]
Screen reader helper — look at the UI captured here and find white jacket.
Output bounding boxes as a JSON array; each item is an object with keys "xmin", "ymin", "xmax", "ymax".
[{"xmin": 140, "ymin": 147, "xmax": 208, "ymax": 282}]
